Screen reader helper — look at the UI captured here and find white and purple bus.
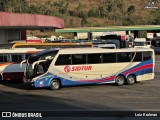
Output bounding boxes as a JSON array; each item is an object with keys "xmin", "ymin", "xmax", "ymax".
[{"xmin": 23, "ymin": 48, "xmax": 155, "ymax": 90}]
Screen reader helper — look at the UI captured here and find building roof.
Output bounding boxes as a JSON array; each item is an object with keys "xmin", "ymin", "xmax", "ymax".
[
  {"xmin": 56, "ymin": 25, "xmax": 160, "ymax": 33},
  {"xmin": 0, "ymin": 12, "xmax": 64, "ymax": 29}
]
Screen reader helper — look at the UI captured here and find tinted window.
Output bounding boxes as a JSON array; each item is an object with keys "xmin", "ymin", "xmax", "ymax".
[
  {"xmin": 117, "ymin": 52, "xmax": 131, "ymax": 62},
  {"xmin": 103, "ymin": 53, "xmax": 116, "ymax": 63},
  {"xmin": 4, "ymin": 55, "xmax": 7, "ymax": 62},
  {"xmin": 143, "ymin": 51, "xmax": 152, "ymax": 61},
  {"xmin": 0, "ymin": 54, "xmax": 7, "ymax": 63},
  {"xmin": 28, "ymin": 55, "xmax": 40, "ymax": 63},
  {"xmin": 11, "ymin": 54, "xmax": 22, "ymax": 62},
  {"xmin": 26, "ymin": 54, "xmax": 32, "ymax": 60},
  {"xmin": 39, "ymin": 51, "xmax": 58, "ymax": 60},
  {"xmin": 131, "ymin": 52, "xmax": 142, "ymax": 62},
  {"xmin": 72, "ymin": 54, "xmax": 86, "ymax": 64},
  {"xmin": 88, "ymin": 54, "xmax": 101, "ymax": 64},
  {"xmin": 55, "ymin": 54, "xmax": 71, "ymax": 65}
]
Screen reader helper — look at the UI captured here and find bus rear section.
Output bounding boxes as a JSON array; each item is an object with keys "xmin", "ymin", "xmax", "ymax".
[
  {"xmin": 23, "ymin": 48, "xmax": 155, "ymax": 90},
  {"xmin": 0, "ymin": 48, "xmax": 42, "ymax": 82}
]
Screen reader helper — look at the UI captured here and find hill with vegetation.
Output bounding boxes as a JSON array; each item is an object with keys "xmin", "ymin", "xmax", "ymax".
[
  {"xmin": 0, "ymin": 0, "xmax": 160, "ymax": 37},
  {"xmin": 0, "ymin": 0, "xmax": 160, "ymax": 27}
]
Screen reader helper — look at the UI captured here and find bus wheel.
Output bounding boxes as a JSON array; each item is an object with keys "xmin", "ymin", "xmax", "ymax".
[
  {"xmin": 50, "ymin": 79, "xmax": 61, "ymax": 90},
  {"xmin": 0, "ymin": 75, "xmax": 2, "ymax": 83},
  {"xmin": 127, "ymin": 75, "xmax": 136, "ymax": 85},
  {"xmin": 24, "ymin": 84, "xmax": 34, "ymax": 90},
  {"xmin": 115, "ymin": 75, "xmax": 125, "ymax": 86}
]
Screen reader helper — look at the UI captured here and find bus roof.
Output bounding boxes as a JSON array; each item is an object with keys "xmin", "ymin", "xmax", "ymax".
[
  {"xmin": 36, "ymin": 49, "xmax": 59, "ymax": 56},
  {"xmin": 12, "ymin": 42, "xmax": 93, "ymax": 48},
  {"xmin": 0, "ymin": 48, "xmax": 42, "ymax": 54},
  {"xmin": 58, "ymin": 48, "xmax": 154, "ymax": 54}
]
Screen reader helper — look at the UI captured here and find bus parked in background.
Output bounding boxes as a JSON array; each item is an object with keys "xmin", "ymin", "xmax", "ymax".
[
  {"xmin": 0, "ymin": 48, "xmax": 42, "ymax": 81},
  {"xmin": 133, "ymin": 38, "xmax": 151, "ymax": 48},
  {"xmin": 96, "ymin": 44, "xmax": 116, "ymax": 49},
  {"xmin": 95, "ymin": 35, "xmax": 126, "ymax": 48},
  {"xmin": 23, "ymin": 48, "xmax": 155, "ymax": 90},
  {"xmin": 12, "ymin": 42, "xmax": 93, "ymax": 49},
  {"xmin": 151, "ymin": 37, "xmax": 160, "ymax": 54},
  {"xmin": 151, "ymin": 37, "xmax": 160, "ymax": 47}
]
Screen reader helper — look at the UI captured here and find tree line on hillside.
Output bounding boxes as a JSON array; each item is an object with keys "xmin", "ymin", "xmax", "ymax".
[{"xmin": 0, "ymin": 0, "xmax": 159, "ymax": 27}]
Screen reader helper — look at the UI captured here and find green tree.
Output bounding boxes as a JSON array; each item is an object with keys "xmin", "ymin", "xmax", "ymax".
[
  {"xmin": 75, "ymin": 3, "xmax": 84, "ymax": 17},
  {"xmin": 81, "ymin": 16, "xmax": 88, "ymax": 27},
  {"xmin": 53, "ymin": 0, "xmax": 69, "ymax": 14},
  {"xmin": 123, "ymin": 5, "xmax": 135, "ymax": 25},
  {"xmin": 0, "ymin": 1, "xmax": 5, "ymax": 11},
  {"xmin": 98, "ymin": 5, "xmax": 106, "ymax": 18},
  {"xmin": 127, "ymin": 5, "xmax": 135, "ymax": 13},
  {"xmin": 148, "ymin": 10, "xmax": 160, "ymax": 25},
  {"xmin": 88, "ymin": 8, "xmax": 99, "ymax": 17},
  {"xmin": 0, "ymin": 0, "xmax": 30, "ymax": 13}
]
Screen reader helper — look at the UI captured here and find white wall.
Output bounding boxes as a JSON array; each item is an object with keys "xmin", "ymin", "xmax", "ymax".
[{"xmin": 77, "ymin": 32, "xmax": 88, "ymax": 39}]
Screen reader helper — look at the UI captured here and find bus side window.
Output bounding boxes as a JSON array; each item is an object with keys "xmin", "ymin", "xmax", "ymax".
[
  {"xmin": 117, "ymin": 52, "xmax": 131, "ymax": 62},
  {"xmin": 25, "ymin": 54, "xmax": 31, "ymax": 60},
  {"xmin": 0, "ymin": 55, "xmax": 3, "ymax": 62},
  {"xmin": 0, "ymin": 54, "xmax": 8, "ymax": 63},
  {"xmin": 36, "ymin": 63, "xmax": 44, "ymax": 75},
  {"xmin": 143, "ymin": 52, "xmax": 152, "ymax": 61},
  {"xmin": 55, "ymin": 54, "xmax": 71, "ymax": 65},
  {"xmin": 72, "ymin": 54, "xmax": 86, "ymax": 65},
  {"xmin": 88, "ymin": 54, "xmax": 101, "ymax": 64},
  {"xmin": 4, "ymin": 55, "xmax": 7, "ymax": 62},
  {"xmin": 102, "ymin": 53, "xmax": 116, "ymax": 63},
  {"xmin": 131, "ymin": 52, "xmax": 142, "ymax": 62},
  {"xmin": 11, "ymin": 54, "xmax": 23, "ymax": 62}
]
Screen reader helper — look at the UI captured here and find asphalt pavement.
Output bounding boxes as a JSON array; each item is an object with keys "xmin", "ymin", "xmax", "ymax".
[{"xmin": 0, "ymin": 55, "xmax": 160, "ymax": 120}]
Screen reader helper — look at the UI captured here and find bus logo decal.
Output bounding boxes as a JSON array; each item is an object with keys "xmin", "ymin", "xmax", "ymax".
[
  {"xmin": 64, "ymin": 65, "xmax": 92, "ymax": 73},
  {"xmin": 64, "ymin": 65, "xmax": 71, "ymax": 73},
  {"xmin": 72, "ymin": 66, "xmax": 92, "ymax": 71}
]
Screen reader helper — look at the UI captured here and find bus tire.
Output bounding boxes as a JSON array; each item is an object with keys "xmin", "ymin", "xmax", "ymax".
[
  {"xmin": 50, "ymin": 79, "xmax": 61, "ymax": 90},
  {"xmin": 127, "ymin": 75, "xmax": 136, "ymax": 85},
  {"xmin": 115, "ymin": 75, "xmax": 125, "ymax": 86},
  {"xmin": 0, "ymin": 75, "xmax": 2, "ymax": 83},
  {"xmin": 24, "ymin": 84, "xmax": 34, "ymax": 90}
]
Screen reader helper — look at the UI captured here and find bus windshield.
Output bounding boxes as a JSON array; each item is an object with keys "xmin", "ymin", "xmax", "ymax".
[
  {"xmin": 26, "ymin": 50, "xmax": 59, "ymax": 79},
  {"xmin": 134, "ymin": 42, "xmax": 146, "ymax": 46},
  {"xmin": 93, "ymin": 39, "xmax": 121, "ymax": 48}
]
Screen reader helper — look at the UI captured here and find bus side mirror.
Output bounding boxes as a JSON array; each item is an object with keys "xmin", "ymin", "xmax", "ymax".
[
  {"xmin": 32, "ymin": 62, "xmax": 37, "ymax": 70},
  {"xmin": 20, "ymin": 60, "xmax": 27, "ymax": 68},
  {"xmin": 32, "ymin": 60, "xmax": 47, "ymax": 69}
]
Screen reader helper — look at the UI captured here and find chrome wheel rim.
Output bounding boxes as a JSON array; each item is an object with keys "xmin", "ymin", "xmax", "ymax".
[
  {"xmin": 117, "ymin": 77, "xmax": 124, "ymax": 85},
  {"xmin": 128, "ymin": 77, "xmax": 135, "ymax": 84},
  {"xmin": 52, "ymin": 81, "xmax": 59, "ymax": 89}
]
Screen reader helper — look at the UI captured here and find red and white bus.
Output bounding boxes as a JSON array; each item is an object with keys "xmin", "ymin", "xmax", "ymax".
[{"xmin": 0, "ymin": 48, "xmax": 42, "ymax": 81}]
